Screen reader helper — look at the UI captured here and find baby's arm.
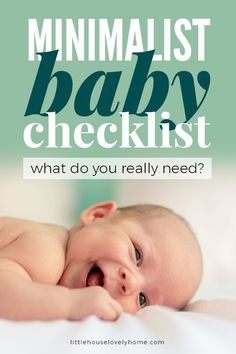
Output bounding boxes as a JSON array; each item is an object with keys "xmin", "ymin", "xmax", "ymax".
[
  {"xmin": 0, "ymin": 258, "xmax": 71, "ymax": 320},
  {"xmin": 0, "ymin": 259, "xmax": 122, "ymax": 321},
  {"xmin": 0, "ymin": 217, "xmax": 122, "ymax": 321}
]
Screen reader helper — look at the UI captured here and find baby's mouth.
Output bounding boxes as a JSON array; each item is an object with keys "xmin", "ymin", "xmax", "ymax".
[{"xmin": 86, "ymin": 265, "xmax": 104, "ymax": 287}]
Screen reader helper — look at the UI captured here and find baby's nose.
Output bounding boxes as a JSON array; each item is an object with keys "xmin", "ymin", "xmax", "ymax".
[{"xmin": 119, "ymin": 267, "xmax": 139, "ymax": 295}]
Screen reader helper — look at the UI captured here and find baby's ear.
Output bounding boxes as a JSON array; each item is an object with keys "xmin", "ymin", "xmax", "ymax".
[{"xmin": 80, "ymin": 201, "xmax": 118, "ymax": 225}]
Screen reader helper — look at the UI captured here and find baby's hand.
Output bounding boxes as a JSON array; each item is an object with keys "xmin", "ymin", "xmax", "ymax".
[{"xmin": 68, "ymin": 286, "xmax": 123, "ymax": 321}]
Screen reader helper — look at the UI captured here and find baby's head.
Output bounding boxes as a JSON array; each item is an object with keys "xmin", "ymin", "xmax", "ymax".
[{"xmin": 61, "ymin": 201, "xmax": 202, "ymax": 313}]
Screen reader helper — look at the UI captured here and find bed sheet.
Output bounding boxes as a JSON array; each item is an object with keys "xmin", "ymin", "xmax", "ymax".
[{"xmin": 0, "ymin": 304, "xmax": 235, "ymax": 354}]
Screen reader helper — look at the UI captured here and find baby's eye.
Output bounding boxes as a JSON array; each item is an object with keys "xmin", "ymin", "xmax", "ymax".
[
  {"xmin": 134, "ymin": 245, "xmax": 142, "ymax": 266},
  {"xmin": 139, "ymin": 292, "xmax": 147, "ymax": 308}
]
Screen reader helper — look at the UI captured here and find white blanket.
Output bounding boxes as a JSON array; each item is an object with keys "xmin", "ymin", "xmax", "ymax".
[{"xmin": 0, "ymin": 303, "xmax": 235, "ymax": 354}]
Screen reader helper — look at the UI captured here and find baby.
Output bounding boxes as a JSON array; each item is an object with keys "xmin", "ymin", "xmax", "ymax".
[{"xmin": 0, "ymin": 201, "xmax": 202, "ymax": 321}]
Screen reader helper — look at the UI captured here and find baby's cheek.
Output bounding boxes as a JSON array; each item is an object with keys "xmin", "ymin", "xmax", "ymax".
[
  {"xmin": 71, "ymin": 225, "xmax": 131, "ymax": 262},
  {"xmin": 103, "ymin": 240, "xmax": 130, "ymax": 262},
  {"xmin": 91, "ymin": 228, "xmax": 129, "ymax": 255}
]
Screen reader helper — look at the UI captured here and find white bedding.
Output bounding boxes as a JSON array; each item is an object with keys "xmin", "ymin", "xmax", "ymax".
[{"xmin": 0, "ymin": 303, "xmax": 235, "ymax": 354}]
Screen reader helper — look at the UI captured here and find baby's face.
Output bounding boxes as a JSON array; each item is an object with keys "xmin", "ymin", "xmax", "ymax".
[{"xmin": 60, "ymin": 203, "xmax": 200, "ymax": 313}]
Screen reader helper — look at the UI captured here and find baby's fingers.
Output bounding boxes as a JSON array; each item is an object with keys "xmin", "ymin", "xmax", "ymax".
[
  {"xmin": 99, "ymin": 299, "xmax": 123, "ymax": 321},
  {"xmin": 109, "ymin": 299, "xmax": 123, "ymax": 320}
]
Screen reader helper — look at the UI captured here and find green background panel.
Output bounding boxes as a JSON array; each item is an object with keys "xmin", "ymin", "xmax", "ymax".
[{"xmin": 1, "ymin": 0, "xmax": 235, "ymax": 213}]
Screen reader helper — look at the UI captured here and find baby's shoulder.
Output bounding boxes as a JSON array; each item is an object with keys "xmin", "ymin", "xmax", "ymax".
[
  {"xmin": 0, "ymin": 217, "xmax": 69, "ymax": 284},
  {"xmin": 0, "ymin": 216, "xmax": 69, "ymax": 250}
]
